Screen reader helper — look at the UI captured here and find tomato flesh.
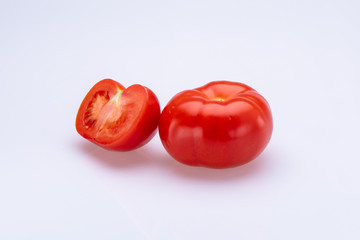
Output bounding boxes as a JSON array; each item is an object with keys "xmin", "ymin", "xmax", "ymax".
[
  {"xmin": 76, "ymin": 79, "xmax": 160, "ymax": 151},
  {"xmin": 84, "ymin": 91, "xmax": 110, "ymax": 129}
]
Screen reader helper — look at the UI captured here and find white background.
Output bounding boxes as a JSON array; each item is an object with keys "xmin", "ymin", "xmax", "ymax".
[{"xmin": 1, "ymin": 0, "xmax": 360, "ymax": 239}]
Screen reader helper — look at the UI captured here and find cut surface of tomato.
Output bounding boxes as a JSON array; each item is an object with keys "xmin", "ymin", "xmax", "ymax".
[{"xmin": 76, "ymin": 79, "xmax": 160, "ymax": 151}]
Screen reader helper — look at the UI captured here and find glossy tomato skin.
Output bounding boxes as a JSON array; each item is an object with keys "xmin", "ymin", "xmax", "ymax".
[
  {"xmin": 76, "ymin": 79, "xmax": 160, "ymax": 151},
  {"xmin": 159, "ymin": 81, "xmax": 273, "ymax": 168}
]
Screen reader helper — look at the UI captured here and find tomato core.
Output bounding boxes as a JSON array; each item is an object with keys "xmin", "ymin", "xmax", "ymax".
[{"xmin": 84, "ymin": 89, "xmax": 124, "ymax": 135}]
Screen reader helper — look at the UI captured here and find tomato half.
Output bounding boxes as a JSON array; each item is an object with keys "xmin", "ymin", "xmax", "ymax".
[
  {"xmin": 76, "ymin": 79, "xmax": 160, "ymax": 151},
  {"xmin": 159, "ymin": 81, "xmax": 273, "ymax": 168}
]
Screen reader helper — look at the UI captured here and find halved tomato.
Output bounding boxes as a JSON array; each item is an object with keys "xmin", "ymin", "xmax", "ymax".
[{"xmin": 76, "ymin": 79, "xmax": 160, "ymax": 151}]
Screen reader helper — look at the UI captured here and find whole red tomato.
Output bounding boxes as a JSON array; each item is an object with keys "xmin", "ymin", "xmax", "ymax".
[
  {"xmin": 159, "ymin": 81, "xmax": 273, "ymax": 168},
  {"xmin": 76, "ymin": 79, "xmax": 160, "ymax": 151}
]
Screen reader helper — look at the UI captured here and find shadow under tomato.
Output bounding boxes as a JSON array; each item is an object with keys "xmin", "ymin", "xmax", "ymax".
[
  {"xmin": 77, "ymin": 140, "xmax": 276, "ymax": 181},
  {"xmin": 77, "ymin": 140, "xmax": 166, "ymax": 169},
  {"xmin": 167, "ymin": 150, "xmax": 274, "ymax": 182}
]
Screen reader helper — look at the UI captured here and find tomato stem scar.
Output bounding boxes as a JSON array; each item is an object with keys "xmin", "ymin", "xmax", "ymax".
[{"xmin": 213, "ymin": 97, "xmax": 225, "ymax": 102}]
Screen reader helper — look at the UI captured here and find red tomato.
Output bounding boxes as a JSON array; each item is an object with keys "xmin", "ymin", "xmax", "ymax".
[
  {"xmin": 159, "ymin": 81, "xmax": 273, "ymax": 168},
  {"xmin": 76, "ymin": 79, "xmax": 160, "ymax": 151}
]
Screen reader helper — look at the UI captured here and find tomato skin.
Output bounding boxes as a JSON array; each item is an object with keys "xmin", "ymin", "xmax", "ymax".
[
  {"xmin": 159, "ymin": 81, "xmax": 273, "ymax": 169},
  {"xmin": 76, "ymin": 79, "xmax": 160, "ymax": 151}
]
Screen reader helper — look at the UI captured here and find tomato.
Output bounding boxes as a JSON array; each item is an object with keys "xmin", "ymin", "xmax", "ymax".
[
  {"xmin": 76, "ymin": 79, "xmax": 160, "ymax": 151},
  {"xmin": 159, "ymin": 81, "xmax": 273, "ymax": 168}
]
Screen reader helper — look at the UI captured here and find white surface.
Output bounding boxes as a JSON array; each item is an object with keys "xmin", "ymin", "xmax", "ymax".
[{"xmin": 1, "ymin": 0, "xmax": 360, "ymax": 239}]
